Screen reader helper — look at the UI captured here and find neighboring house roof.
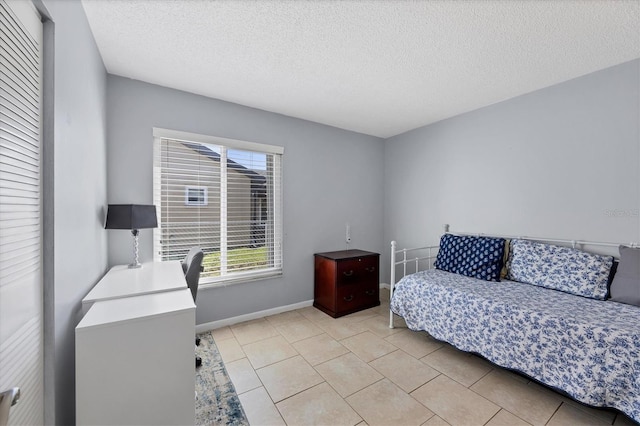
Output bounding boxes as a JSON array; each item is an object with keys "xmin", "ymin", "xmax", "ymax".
[{"xmin": 182, "ymin": 142, "xmax": 267, "ymax": 194}]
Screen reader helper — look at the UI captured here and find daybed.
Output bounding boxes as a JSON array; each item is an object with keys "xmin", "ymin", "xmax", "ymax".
[{"xmin": 389, "ymin": 230, "xmax": 640, "ymax": 423}]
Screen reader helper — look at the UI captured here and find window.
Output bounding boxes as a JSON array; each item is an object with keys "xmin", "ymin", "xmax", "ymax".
[
  {"xmin": 153, "ymin": 128, "xmax": 283, "ymax": 285},
  {"xmin": 185, "ymin": 186, "xmax": 207, "ymax": 206}
]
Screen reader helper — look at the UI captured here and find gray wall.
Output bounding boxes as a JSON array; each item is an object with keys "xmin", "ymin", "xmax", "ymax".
[
  {"xmin": 41, "ymin": 0, "xmax": 108, "ymax": 424},
  {"xmin": 383, "ymin": 59, "xmax": 640, "ymax": 281},
  {"xmin": 106, "ymin": 76, "xmax": 385, "ymax": 324}
]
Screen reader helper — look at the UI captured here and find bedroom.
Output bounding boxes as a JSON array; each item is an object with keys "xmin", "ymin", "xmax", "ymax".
[{"xmin": 0, "ymin": 0, "xmax": 638, "ymax": 425}]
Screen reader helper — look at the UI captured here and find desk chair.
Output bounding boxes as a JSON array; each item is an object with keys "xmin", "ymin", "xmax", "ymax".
[
  {"xmin": 183, "ymin": 247, "xmax": 204, "ymax": 301},
  {"xmin": 182, "ymin": 247, "xmax": 204, "ymax": 367}
]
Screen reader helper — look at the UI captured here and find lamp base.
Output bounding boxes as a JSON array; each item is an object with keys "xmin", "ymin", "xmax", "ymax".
[{"xmin": 129, "ymin": 229, "xmax": 142, "ymax": 269}]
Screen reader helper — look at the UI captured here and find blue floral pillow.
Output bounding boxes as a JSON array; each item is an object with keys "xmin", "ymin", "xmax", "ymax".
[
  {"xmin": 506, "ymin": 239, "xmax": 614, "ymax": 300},
  {"xmin": 435, "ymin": 234, "xmax": 506, "ymax": 282}
]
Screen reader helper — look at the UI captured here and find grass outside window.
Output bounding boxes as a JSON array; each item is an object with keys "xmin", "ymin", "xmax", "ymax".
[{"xmin": 203, "ymin": 246, "xmax": 268, "ymax": 277}]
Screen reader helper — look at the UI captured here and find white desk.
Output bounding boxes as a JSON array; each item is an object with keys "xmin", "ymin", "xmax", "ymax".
[
  {"xmin": 76, "ymin": 289, "xmax": 195, "ymax": 425},
  {"xmin": 76, "ymin": 261, "xmax": 196, "ymax": 425},
  {"xmin": 82, "ymin": 261, "xmax": 186, "ymax": 314}
]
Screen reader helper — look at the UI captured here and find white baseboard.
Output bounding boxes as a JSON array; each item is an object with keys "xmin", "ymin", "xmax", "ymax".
[
  {"xmin": 196, "ymin": 299, "xmax": 314, "ymax": 333},
  {"xmin": 197, "ymin": 283, "xmax": 390, "ymax": 333}
]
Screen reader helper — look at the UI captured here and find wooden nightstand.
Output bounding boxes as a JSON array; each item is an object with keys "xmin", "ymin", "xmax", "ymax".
[{"xmin": 314, "ymin": 249, "xmax": 380, "ymax": 318}]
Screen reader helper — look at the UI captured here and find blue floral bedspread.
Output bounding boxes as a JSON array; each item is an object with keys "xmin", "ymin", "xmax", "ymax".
[{"xmin": 390, "ymin": 269, "xmax": 640, "ymax": 422}]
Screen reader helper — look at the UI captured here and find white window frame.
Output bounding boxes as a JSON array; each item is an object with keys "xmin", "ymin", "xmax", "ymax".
[
  {"xmin": 184, "ymin": 185, "xmax": 208, "ymax": 206},
  {"xmin": 153, "ymin": 128, "xmax": 284, "ymax": 287}
]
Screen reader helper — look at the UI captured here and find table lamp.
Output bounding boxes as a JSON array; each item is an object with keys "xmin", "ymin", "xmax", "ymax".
[{"xmin": 105, "ymin": 204, "xmax": 158, "ymax": 268}]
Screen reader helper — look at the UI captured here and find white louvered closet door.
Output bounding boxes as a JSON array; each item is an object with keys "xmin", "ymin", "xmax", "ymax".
[{"xmin": 0, "ymin": 0, "xmax": 44, "ymax": 424}]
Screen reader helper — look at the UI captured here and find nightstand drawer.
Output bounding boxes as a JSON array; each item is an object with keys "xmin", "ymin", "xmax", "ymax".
[
  {"xmin": 336, "ymin": 283, "xmax": 361, "ymax": 312},
  {"xmin": 336, "ymin": 256, "xmax": 378, "ymax": 286},
  {"xmin": 336, "ymin": 283, "xmax": 380, "ymax": 313}
]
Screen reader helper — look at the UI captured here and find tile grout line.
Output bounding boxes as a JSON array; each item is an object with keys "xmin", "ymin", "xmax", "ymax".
[
  {"xmin": 482, "ymin": 408, "xmax": 502, "ymax": 426},
  {"xmin": 544, "ymin": 402, "xmax": 564, "ymax": 426}
]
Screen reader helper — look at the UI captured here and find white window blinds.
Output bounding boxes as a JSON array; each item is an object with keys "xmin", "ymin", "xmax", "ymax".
[
  {"xmin": 153, "ymin": 129, "xmax": 283, "ymax": 285},
  {"xmin": 0, "ymin": 0, "xmax": 43, "ymax": 424}
]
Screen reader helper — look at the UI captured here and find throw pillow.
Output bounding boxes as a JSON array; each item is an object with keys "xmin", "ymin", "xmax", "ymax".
[
  {"xmin": 609, "ymin": 245, "xmax": 640, "ymax": 306},
  {"xmin": 435, "ymin": 234, "xmax": 506, "ymax": 282},
  {"xmin": 506, "ymin": 239, "xmax": 614, "ymax": 300}
]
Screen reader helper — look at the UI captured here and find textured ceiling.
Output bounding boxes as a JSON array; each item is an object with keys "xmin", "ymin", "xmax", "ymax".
[{"xmin": 82, "ymin": 0, "xmax": 640, "ymax": 138}]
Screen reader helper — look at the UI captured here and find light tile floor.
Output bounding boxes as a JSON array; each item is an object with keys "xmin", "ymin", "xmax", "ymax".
[{"xmin": 213, "ymin": 289, "xmax": 637, "ymax": 426}]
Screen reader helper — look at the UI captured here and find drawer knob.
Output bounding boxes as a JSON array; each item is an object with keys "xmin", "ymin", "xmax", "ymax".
[
  {"xmin": 342, "ymin": 270, "xmax": 354, "ymax": 277},
  {"xmin": 365, "ymin": 289, "xmax": 375, "ymax": 296},
  {"xmin": 343, "ymin": 295, "xmax": 354, "ymax": 302},
  {"xmin": 365, "ymin": 267, "xmax": 376, "ymax": 273}
]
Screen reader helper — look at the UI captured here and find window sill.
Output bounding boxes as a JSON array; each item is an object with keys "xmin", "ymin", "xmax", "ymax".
[{"xmin": 199, "ymin": 268, "xmax": 283, "ymax": 289}]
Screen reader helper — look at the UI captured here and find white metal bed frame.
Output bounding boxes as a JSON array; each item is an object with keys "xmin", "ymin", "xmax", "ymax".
[{"xmin": 388, "ymin": 224, "xmax": 639, "ymax": 328}]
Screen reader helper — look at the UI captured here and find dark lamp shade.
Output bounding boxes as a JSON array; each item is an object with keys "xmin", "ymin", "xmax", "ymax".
[{"xmin": 105, "ymin": 204, "xmax": 158, "ymax": 230}]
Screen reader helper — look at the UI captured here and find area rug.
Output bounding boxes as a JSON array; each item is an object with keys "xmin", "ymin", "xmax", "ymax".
[{"xmin": 195, "ymin": 331, "xmax": 249, "ymax": 426}]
